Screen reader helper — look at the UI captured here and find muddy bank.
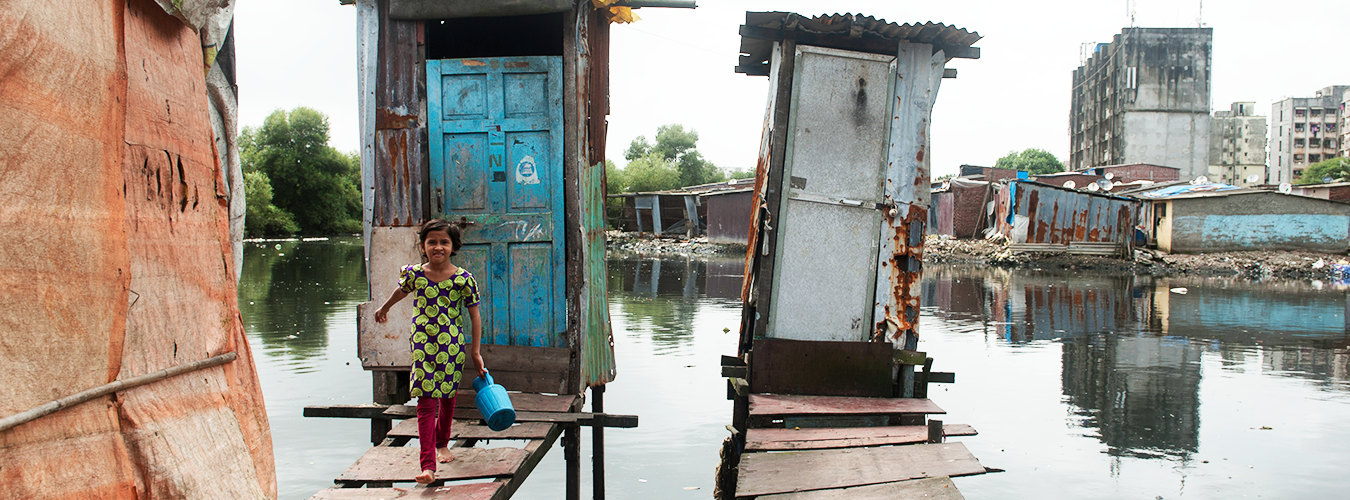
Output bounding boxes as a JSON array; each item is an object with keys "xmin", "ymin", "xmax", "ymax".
[
  {"xmin": 923, "ymin": 235, "xmax": 1350, "ymax": 280},
  {"xmin": 606, "ymin": 231, "xmax": 745, "ymax": 257}
]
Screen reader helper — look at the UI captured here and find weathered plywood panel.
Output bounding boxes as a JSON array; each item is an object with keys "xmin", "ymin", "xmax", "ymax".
[
  {"xmin": 746, "ymin": 424, "xmax": 977, "ymax": 451},
  {"xmin": 311, "ymin": 484, "xmax": 502, "ymax": 500},
  {"xmin": 359, "ymin": 226, "xmax": 424, "ymax": 369},
  {"xmin": 736, "ymin": 442, "xmax": 984, "ymax": 497},
  {"xmin": 757, "ymin": 476, "xmax": 964, "ymax": 500},
  {"xmin": 750, "ymin": 394, "xmax": 944, "ymax": 417},
  {"xmin": 750, "ymin": 339, "xmax": 893, "ymax": 397},
  {"xmin": 337, "ymin": 446, "xmax": 527, "ymax": 483},
  {"xmin": 388, "ymin": 419, "xmax": 557, "ymax": 440}
]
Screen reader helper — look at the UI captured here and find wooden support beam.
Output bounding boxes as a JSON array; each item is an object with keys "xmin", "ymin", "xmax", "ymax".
[{"xmin": 382, "ymin": 405, "xmax": 639, "ymax": 428}]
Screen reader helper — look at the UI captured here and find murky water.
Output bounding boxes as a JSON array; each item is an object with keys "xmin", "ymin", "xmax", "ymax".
[{"xmin": 242, "ymin": 240, "xmax": 1350, "ymax": 499}]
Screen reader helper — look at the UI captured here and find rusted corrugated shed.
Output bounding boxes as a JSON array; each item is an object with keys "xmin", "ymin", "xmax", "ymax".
[
  {"xmin": 703, "ymin": 188, "xmax": 754, "ymax": 245},
  {"xmin": 996, "ymin": 181, "xmax": 1137, "ymax": 250},
  {"xmin": 0, "ymin": 0, "xmax": 275, "ymax": 497},
  {"xmin": 371, "ymin": 0, "xmax": 423, "ymax": 227}
]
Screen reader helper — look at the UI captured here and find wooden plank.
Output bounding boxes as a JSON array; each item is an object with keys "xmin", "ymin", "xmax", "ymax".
[
  {"xmin": 746, "ymin": 424, "xmax": 976, "ymax": 451},
  {"xmin": 387, "ymin": 419, "xmax": 556, "ymax": 440},
  {"xmin": 750, "ymin": 394, "xmax": 944, "ymax": 417},
  {"xmin": 364, "ymin": 344, "xmax": 573, "ymax": 395},
  {"xmin": 449, "ymin": 391, "xmax": 578, "ymax": 413},
  {"xmin": 384, "ymin": 405, "xmax": 638, "ymax": 428},
  {"xmin": 751, "ymin": 339, "xmax": 894, "ymax": 397},
  {"xmin": 756, "ymin": 476, "xmax": 964, "ymax": 500},
  {"xmin": 736, "ymin": 442, "xmax": 985, "ymax": 497},
  {"xmin": 336, "ymin": 447, "xmax": 527, "ymax": 483},
  {"xmin": 490, "ymin": 423, "xmax": 563, "ymax": 500},
  {"xmin": 310, "ymin": 483, "xmax": 501, "ymax": 500},
  {"xmin": 305, "ymin": 405, "xmax": 390, "ymax": 419}
]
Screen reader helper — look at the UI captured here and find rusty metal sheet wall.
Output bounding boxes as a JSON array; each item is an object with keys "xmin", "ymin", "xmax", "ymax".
[
  {"xmin": 767, "ymin": 45, "xmax": 893, "ymax": 342},
  {"xmin": 935, "ymin": 192, "xmax": 955, "ymax": 236},
  {"xmin": 372, "ymin": 0, "xmax": 424, "ymax": 226},
  {"xmin": 578, "ymin": 153, "xmax": 616, "ymax": 386},
  {"xmin": 1003, "ymin": 182, "xmax": 1136, "ymax": 248},
  {"xmin": 705, "ymin": 190, "xmax": 754, "ymax": 245}
]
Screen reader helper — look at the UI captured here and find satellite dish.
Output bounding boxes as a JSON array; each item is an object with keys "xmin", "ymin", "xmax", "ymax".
[
  {"xmin": 1279, "ymin": 183, "xmax": 1293, "ymax": 194},
  {"xmin": 1087, "ymin": 182, "xmax": 1100, "ymax": 191},
  {"xmin": 1104, "ymin": 172, "xmax": 1115, "ymax": 180},
  {"xmin": 1323, "ymin": 176, "xmax": 1335, "ymax": 184},
  {"xmin": 1191, "ymin": 175, "xmax": 1210, "ymax": 185},
  {"xmin": 1245, "ymin": 174, "xmax": 1260, "ymax": 184},
  {"xmin": 1063, "ymin": 180, "xmax": 1077, "ymax": 189},
  {"xmin": 1099, "ymin": 179, "xmax": 1115, "ymax": 191}
]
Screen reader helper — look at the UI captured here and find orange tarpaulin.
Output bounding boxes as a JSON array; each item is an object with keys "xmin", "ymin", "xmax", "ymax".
[{"xmin": 0, "ymin": 0, "xmax": 274, "ymax": 497}]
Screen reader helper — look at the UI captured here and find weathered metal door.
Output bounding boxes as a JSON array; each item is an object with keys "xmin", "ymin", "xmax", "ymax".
[
  {"xmin": 428, "ymin": 57, "xmax": 565, "ymax": 348},
  {"xmin": 767, "ymin": 46, "xmax": 896, "ymax": 341}
]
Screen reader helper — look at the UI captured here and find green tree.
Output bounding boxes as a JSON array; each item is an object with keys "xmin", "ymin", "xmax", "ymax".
[
  {"xmin": 243, "ymin": 108, "xmax": 362, "ymax": 234},
  {"xmin": 243, "ymin": 170, "xmax": 300, "ymax": 237},
  {"xmin": 1296, "ymin": 157, "xmax": 1350, "ymax": 185},
  {"xmin": 727, "ymin": 168, "xmax": 756, "ymax": 180},
  {"xmin": 994, "ymin": 148, "xmax": 1065, "ymax": 176},
  {"xmin": 625, "ymin": 124, "xmax": 724, "ymax": 188},
  {"xmin": 622, "ymin": 153, "xmax": 681, "ymax": 192}
]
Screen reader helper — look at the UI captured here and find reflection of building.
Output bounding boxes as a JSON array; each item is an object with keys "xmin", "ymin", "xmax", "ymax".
[
  {"xmin": 1208, "ymin": 102, "xmax": 1268, "ymax": 186},
  {"xmin": 1061, "ymin": 334, "xmax": 1202, "ymax": 458},
  {"xmin": 1269, "ymin": 86, "xmax": 1349, "ymax": 184}
]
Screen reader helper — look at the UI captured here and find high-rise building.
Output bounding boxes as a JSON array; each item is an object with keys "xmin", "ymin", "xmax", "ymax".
[
  {"xmin": 1208, "ymin": 102, "xmax": 1267, "ymax": 186},
  {"xmin": 1069, "ymin": 28, "xmax": 1213, "ymax": 179},
  {"xmin": 1340, "ymin": 89, "xmax": 1350, "ymax": 160},
  {"xmin": 1269, "ymin": 85, "xmax": 1348, "ymax": 184}
]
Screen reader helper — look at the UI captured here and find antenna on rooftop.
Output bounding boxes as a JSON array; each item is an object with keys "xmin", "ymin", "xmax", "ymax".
[{"xmin": 1196, "ymin": 0, "xmax": 1205, "ymax": 27}]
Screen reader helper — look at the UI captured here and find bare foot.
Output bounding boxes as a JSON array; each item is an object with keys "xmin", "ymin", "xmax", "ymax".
[
  {"xmin": 437, "ymin": 447, "xmax": 455, "ymax": 463},
  {"xmin": 415, "ymin": 469, "xmax": 435, "ymax": 484}
]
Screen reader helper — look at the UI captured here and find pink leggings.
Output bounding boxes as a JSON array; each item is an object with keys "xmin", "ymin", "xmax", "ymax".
[{"xmin": 415, "ymin": 396, "xmax": 456, "ymax": 472}]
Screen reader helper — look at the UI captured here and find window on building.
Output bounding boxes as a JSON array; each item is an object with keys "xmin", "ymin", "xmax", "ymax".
[
  {"xmin": 1296, "ymin": 123, "xmax": 1306, "ymax": 132},
  {"xmin": 1312, "ymin": 109, "xmax": 1322, "ymax": 117},
  {"xmin": 1296, "ymin": 108, "xmax": 1307, "ymax": 116},
  {"xmin": 1311, "ymin": 154, "xmax": 1321, "ymax": 162},
  {"xmin": 1295, "ymin": 154, "xmax": 1305, "ymax": 162},
  {"xmin": 1328, "ymin": 139, "xmax": 1338, "ymax": 148},
  {"xmin": 1330, "ymin": 123, "xmax": 1338, "ymax": 132},
  {"xmin": 1295, "ymin": 139, "xmax": 1305, "ymax": 147}
]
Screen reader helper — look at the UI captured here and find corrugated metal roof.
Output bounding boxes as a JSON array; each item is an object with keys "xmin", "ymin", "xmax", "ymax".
[{"xmin": 738, "ymin": 12, "xmax": 981, "ymax": 76}]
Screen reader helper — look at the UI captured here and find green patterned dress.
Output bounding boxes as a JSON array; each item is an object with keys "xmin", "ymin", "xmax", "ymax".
[{"xmin": 398, "ymin": 264, "xmax": 481, "ymax": 398}]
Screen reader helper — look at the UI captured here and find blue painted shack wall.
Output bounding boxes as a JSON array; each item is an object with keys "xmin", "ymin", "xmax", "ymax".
[{"xmin": 1166, "ymin": 192, "xmax": 1350, "ymax": 253}]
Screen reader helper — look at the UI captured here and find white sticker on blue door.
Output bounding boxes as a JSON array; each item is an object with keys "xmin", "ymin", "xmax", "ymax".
[{"xmin": 515, "ymin": 155, "xmax": 540, "ymax": 185}]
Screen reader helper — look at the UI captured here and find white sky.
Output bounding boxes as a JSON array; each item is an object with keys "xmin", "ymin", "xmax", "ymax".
[{"xmin": 235, "ymin": 0, "xmax": 1349, "ymax": 179}]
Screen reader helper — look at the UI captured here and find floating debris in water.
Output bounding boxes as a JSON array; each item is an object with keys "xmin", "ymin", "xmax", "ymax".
[{"xmin": 1170, "ymin": 287, "xmax": 1188, "ymax": 294}]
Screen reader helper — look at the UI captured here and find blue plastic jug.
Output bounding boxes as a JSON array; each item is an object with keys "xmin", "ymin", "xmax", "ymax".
[{"xmin": 472, "ymin": 372, "xmax": 516, "ymax": 432}]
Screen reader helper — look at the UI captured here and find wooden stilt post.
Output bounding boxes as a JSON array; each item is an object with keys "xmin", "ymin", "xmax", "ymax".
[
  {"xmin": 592, "ymin": 385, "xmax": 606, "ymax": 500},
  {"xmin": 565, "ymin": 425, "xmax": 581, "ymax": 500}
]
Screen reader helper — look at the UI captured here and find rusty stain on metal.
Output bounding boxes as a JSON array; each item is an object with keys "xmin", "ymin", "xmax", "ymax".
[{"xmin": 375, "ymin": 108, "xmax": 417, "ymax": 129}]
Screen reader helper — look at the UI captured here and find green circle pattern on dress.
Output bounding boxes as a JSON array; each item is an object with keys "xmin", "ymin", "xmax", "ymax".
[{"xmin": 404, "ymin": 265, "xmax": 478, "ymax": 404}]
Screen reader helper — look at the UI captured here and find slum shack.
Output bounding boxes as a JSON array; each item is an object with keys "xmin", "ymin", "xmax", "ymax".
[
  {"xmin": 1293, "ymin": 181, "xmax": 1350, "ymax": 203},
  {"xmin": 1140, "ymin": 186, "xmax": 1350, "ymax": 253},
  {"xmin": 302, "ymin": 1, "xmax": 665, "ymax": 498},
  {"xmin": 719, "ymin": 12, "xmax": 991, "ymax": 499},
  {"xmin": 702, "ymin": 188, "xmax": 755, "ymax": 245},
  {"xmin": 0, "ymin": 0, "xmax": 272, "ymax": 497},
  {"xmin": 993, "ymin": 180, "xmax": 1139, "ymax": 256},
  {"xmin": 931, "ymin": 178, "xmax": 994, "ymax": 239}
]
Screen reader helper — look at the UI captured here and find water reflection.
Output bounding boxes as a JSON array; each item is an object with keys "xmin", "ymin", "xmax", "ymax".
[
  {"xmin": 606, "ymin": 253, "xmax": 744, "ymax": 352},
  {"xmin": 238, "ymin": 238, "xmax": 366, "ymax": 363},
  {"xmin": 924, "ymin": 265, "xmax": 1350, "ymax": 466}
]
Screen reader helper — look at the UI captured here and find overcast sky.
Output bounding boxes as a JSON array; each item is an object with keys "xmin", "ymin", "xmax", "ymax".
[{"xmin": 235, "ymin": 0, "xmax": 1349, "ymax": 178}]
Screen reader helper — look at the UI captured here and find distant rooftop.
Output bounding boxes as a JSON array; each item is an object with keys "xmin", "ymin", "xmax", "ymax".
[{"xmin": 737, "ymin": 12, "xmax": 980, "ymax": 76}]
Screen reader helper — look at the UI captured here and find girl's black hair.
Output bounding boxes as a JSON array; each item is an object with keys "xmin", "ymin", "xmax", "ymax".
[{"xmin": 417, "ymin": 218, "xmax": 462, "ymax": 256}]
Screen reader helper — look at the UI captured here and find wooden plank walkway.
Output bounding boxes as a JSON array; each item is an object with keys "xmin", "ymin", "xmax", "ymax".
[
  {"xmin": 336, "ymin": 447, "xmax": 530, "ymax": 484},
  {"xmin": 311, "ymin": 483, "xmax": 502, "ymax": 499},
  {"xmin": 737, "ymin": 442, "xmax": 985, "ymax": 497},
  {"xmin": 387, "ymin": 419, "xmax": 556, "ymax": 440},
  {"xmin": 756, "ymin": 476, "xmax": 964, "ymax": 500},
  {"xmin": 745, "ymin": 424, "xmax": 977, "ymax": 451}
]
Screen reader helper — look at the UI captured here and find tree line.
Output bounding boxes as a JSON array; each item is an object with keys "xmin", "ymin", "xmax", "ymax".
[{"xmin": 242, "ymin": 107, "xmax": 362, "ymax": 237}]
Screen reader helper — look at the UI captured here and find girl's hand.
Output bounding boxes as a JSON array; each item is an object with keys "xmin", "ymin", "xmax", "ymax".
[
  {"xmin": 374, "ymin": 307, "xmax": 388, "ymax": 323},
  {"xmin": 474, "ymin": 352, "xmax": 487, "ymax": 377}
]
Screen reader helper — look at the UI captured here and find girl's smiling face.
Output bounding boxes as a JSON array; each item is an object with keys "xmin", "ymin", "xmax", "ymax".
[{"xmin": 422, "ymin": 229, "xmax": 453, "ymax": 265}]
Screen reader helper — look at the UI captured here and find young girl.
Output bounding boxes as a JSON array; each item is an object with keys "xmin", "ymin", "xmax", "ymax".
[{"xmin": 374, "ymin": 219, "xmax": 486, "ymax": 484}]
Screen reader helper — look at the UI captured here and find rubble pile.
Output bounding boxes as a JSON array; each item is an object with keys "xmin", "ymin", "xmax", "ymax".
[
  {"xmin": 923, "ymin": 235, "xmax": 1025, "ymax": 264},
  {"xmin": 605, "ymin": 231, "xmax": 743, "ymax": 256}
]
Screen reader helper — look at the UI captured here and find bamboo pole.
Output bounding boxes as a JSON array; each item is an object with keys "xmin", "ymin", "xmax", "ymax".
[{"xmin": 0, "ymin": 351, "xmax": 238, "ymax": 433}]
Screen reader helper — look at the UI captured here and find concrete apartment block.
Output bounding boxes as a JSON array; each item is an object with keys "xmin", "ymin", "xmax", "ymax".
[
  {"xmin": 1070, "ymin": 28, "xmax": 1212, "ymax": 179},
  {"xmin": 1208, "ymin": 102, "xmax": 1267, "ymax": 186},
  {"xmin": 1269, "ymin": 85, "xmax": 1348, "ymax": 184}
]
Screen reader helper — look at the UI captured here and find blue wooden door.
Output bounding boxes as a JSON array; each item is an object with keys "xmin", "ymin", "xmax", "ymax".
[{"xmin": 428, "ymin": 57, "xmax": 565, "ymax": 348}]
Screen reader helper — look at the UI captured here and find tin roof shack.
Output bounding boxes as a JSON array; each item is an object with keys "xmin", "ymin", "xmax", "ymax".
[
  {"xmin": 1293, "ymin": 182, "xmax": 1350, "ymax": 203},
  {"xmin": 1032, "ymin": 171, "xmax": 1108, "ymax": 190},
  {"xmin": 931, "ymin": 178, "xmax": 994, "ymax": 238},
  {"xmin": 734, "ymin": 10, "xmax": 981, "ymax": 392},
  {"xmin": 959, "ymin": 164, "xmax": 1022, "ymax": 183},
  {"xmin": 995, "ymin": 181, "xmax": 1138, "ymax": 255},
  {"xmin": 702, "ymin": 188, "xmax": 755, "ymax": 245},
  {"xmin": 0, "ymin": 0, "xmax": 273, "ymax": 497},
  {"xmin": 1143, "ymin": 189, "xmax": 1350, "ymax": 253},
  {"xmin": 342, "ymin": 1, "xmax": 676, "ymax": 495},
  {"xmin": 608, "ymin": 191, "xmax": 701, "ymax": 235},
  {"xmin": 1080, "ymin": 163, "xmax": 1182, "ymax": 183}
]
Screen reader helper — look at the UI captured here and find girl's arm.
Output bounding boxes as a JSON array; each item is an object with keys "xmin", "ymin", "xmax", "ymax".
[
  {"xmin": 467, "ymin": 305, "xmax": 486, "ymax": 376},
  {"xmin": 373, "ymin": 289, "xmax": 408, "ymax": 323}
]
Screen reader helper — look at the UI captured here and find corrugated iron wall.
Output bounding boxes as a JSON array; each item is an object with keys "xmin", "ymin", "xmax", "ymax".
[
  {"xmin": 705, "ymin": 191, "xmax": 753, "ymax": 245},
  {"xmin": 998, "ymin": 181, "xmax": 1137, "ymax": 247},
  {"xmin": 372, "ymin": 0, "xmax": 424, "ymax": 226}
]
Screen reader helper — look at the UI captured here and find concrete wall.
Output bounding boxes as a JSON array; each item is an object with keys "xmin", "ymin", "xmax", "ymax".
[
  {"xmin": 1164, "ymin": 192, "xmax": 1350, "ymax": 253},
  {"xmin": 1121, "ymin": 111, "xmax": 1210, "ymax": 179},
  {"xmin": 1097, "ymin": 163, "xmax": 1180, "ymax": 183}
]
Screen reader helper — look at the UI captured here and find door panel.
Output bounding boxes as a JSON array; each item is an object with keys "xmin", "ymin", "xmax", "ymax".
[{"xmin": 429, "ymin": 57, "xmax": 565, "ymax": 348}]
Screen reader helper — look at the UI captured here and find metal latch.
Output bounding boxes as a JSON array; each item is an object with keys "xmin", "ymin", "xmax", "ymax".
[{"xmin": 787, "ymin": 190, "xmax": 890, "ymax": 212}]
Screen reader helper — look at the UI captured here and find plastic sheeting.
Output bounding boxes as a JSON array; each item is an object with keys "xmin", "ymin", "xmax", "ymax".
[{"xmin": 0, "ymin": 0, "xmax": 274, "ymax": 497}]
